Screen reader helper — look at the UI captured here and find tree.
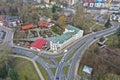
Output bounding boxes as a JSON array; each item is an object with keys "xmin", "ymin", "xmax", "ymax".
[
  {"xmin": 57, "ymin": 15, "xmax": 67, "ymax": 30},
  {"xmin": 73, "ymin": 3, "xmax": 94, "ymax": 34},
  {"xmin": 105, "ymin": 18, "xmax": 110, "ymax": 28},
  {"xmin": 0, "ymin": 0, "xmax": 39, "ymax": 24},
  {"xmin": 73, "ymin": 4, "xmax": 84, "ymax": 27},
  {"xmin": 115, "ymin": 27, "xmax": 120, "ymax": 47},
  {"xmin": 0, "ymin": 50, "xmax": 10, "ymax": 68},
  {"xmin": 52, "ymin": 5, "xmax": 57, "ymax": 13},
  {"xmin": 8, "ymin": 68, "xmax": 19, "ymax": 80},
  {"xmin": 0, "ymin": 68, "xmax": 6, "ymax": 78},
  {"xmin": 103, "ymin": 74, "xmax": 120, "ymax": 80}
]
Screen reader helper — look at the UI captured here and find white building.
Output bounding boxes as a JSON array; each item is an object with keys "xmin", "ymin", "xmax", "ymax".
[
  {"xmin": 50, "ymin": 25, "xmax": 84, "ymax": 51},
  {"xmin": 69, "ymin": 0, "xmax": 78, "ymax": 5},
  {"xmin": 36, "ymin": 0, "xmax": 41, "ymax": 3},
  {"xmin": 0, "ymin": 21, "xmax": 3, "ymax": 26}
]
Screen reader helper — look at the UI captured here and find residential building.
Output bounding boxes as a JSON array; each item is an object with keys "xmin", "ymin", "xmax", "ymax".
[
  {"xmin": 30, "ymin": 38, "xmax": 47, "ymax": 51},
  {"xmin": 36, "ymin": 0, "xmax": 41, "ymax": 3},
  {"xmin": 38, "ymin": 21, "xmax": 49, "ymax": 28},
  {"xmin": 83, "ymin": 0, "xmax": 110, "ymax": 8},
  {"xmin": 110, "ymin": 13, "xmax": 120, "ymax": 22},
  {"xmin": 44, "ymin": 0, "xmax": 51, "ymax": 3},
  {"xmin": 22, "ymin": 24, "xmax": 35, "ymax": 30},
  {"xmin": 0, "ymin": 15, "xmax": 22, "ymax": 27},
  {"xmin": 50, "ymin": 25, "xmax": 83, "ymax": 51},
  {"xmin": 67, "ymin": 0, "xmax": 79, "ymax": 5}
]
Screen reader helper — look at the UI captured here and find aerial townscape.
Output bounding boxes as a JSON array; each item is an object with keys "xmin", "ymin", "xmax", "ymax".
[{"xmin": 0, "ymin": 0, "xmax": 120, "ymax": 80}]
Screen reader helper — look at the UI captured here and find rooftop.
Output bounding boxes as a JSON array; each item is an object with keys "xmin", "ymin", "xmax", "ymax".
[
  {"xmin": 22, "ymin": 24, "xmax": 35, "ymax": 30},
  {"xmin": 31, "ymin": 38, "xmax": 47, "ymax": 49},
  {"xmin": 51, "ymin": 25, "xmax": 80, "ymax": 44},
  {"xmin": 38, "ymin": 21, "xmax": 49, "ymax": 27},
  {"xmin": 83, "ymin": 65, "xmax": 93, "ymax": 74}
]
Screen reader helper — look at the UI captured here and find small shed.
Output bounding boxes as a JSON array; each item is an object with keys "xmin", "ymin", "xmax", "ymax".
[{"xmin": 83, "ymin": 65, "xmax": 93, "ymax": 75}]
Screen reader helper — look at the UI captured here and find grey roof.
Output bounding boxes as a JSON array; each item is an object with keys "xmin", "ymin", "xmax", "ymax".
[{"xmin": 83, "ymin": 65, "xmax": 93, "ymax": 74}]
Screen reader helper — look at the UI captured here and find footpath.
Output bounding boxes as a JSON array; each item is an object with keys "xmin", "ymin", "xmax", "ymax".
[{"xmin": 9, "ymin": 54, "xmax": 45, "ymax": 80}]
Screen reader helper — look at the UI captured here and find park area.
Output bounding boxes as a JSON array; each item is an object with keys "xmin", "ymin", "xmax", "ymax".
[{"xmin": 12, "ymin": 58, "xmax": 40, "ymax": 80}]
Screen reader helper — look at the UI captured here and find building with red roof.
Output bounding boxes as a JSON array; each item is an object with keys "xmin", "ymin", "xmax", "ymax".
[
  {"xmin": 38, "ymin": 21, "xmax": 49, "ymax": 28},
  {"xmin": 22, "ymin": 24, "xmax": 35, "ymax": 30},
  {"xmin": 30, "ymin": 38, "xmax": 47, "ymax": 50}
]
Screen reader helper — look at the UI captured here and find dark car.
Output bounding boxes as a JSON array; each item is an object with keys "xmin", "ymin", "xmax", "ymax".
[
  {"xmin": 56, "ymin": 77, "xmax": 59, "ymax": 80},
  {"xmin": 0, "ymin": 31, "xmax": 6, "ymax": 42}
]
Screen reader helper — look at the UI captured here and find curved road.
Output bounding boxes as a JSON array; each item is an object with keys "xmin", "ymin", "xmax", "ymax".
[{"xmin": 54, "ymin": 22, "xmax": 120, "ymax": 80}]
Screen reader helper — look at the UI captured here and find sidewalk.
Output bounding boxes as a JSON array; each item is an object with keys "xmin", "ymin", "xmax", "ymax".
[{"xmin": 9, "ymin": 54, "xmax": 45, "ymax": 80}]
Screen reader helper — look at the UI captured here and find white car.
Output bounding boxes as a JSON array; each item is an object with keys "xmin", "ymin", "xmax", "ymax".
[{"xmin": 64, "ymin": 49, "xmax": 68, "ymax": 53}]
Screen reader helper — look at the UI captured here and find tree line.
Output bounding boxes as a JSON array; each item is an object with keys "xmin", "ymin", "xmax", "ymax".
[{"xmin": 0, "ymin": 0, "xmax": 39, "ymax": 24}]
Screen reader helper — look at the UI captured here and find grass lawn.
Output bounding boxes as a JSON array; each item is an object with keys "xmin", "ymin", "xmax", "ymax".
[
  {"xmin": 78, "ymin": 64, "xmax": 84, "ymax": 76},
  {"xmin": 92, "ymin": 23, "xmax": 106, "ymax": 32},
  {"xmin": 37, "ymin": 62, "xmax": 49, "ymax": 80},
  {"xmin": 66, "ymin": 50, "xmax": 77, "ymax": 62},
  {"xmin": 55, "ymin": 56, "xmax": 63, "ymax": 62},
  {"xmin": 82, "ymin": 20, "xmax": 106, "ymax": 34},
  {"xmin": 39, "ymin": 56, "xmax": 52, "ymax": 64},
  {"xmin": 63, "ymin": 66, "xmax": 69, "ymax": 77},
  {"xmin": 14, "ymin": 58, "xmax": 40, "ymax": 80},
  {"xmin": 105, "ymin": 34, "xmax": 119, "ymax": 48},
  {"xmin": 51, "ymin": 68, "xmax": 56, "ymax": 75}
]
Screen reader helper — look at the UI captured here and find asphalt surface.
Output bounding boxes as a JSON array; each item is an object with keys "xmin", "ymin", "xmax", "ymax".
[
  {"xmin": 12, "ymin": 46, "xmax": 54, "ymax": 80},
  {"xmin": 0, "ymin": 25, "xmax": 55, "ymax": 80},
  {"xmin": 0, "ymin": 26, "xmax": 14, "ymax": 49},
  {"xmin": 1, "ymin": 22, "xmax": 120, "ymax": 80},
  {"xmin": 54, "ymin": 22, "xmax": 120, "ymax": 80}
]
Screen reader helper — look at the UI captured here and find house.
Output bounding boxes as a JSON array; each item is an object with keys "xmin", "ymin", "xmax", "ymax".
[
  {"xmin": 30, "ymin": 38, "xmax": 47, "ymax": 51},
  {"xmin": 83, "ymin": 0, "xmax": 109, "ymax": 8},
  {"xmin": 38, "ymin": 21, "xmax": 49, "ymax": 28},
  {"xmin": 50, "ymin": 25, "xmax": 84, "ymax": 51},
  {"xmin": 0, "ymin": 15, "xmax": 22, "ymax": 27},
  {"xmin": 22, "ymin": 24, "xmax": 35, "ymax": 30},
  {"xmin": 110, "ymin": 13, "xmax": 120, "ymax": 22},
  {"xmin": 0, "ymin": 21, "xmax": 3, "ymax": 26},
  {"xmin": 66, "ymin": 0, "xmax": 79, "ymax": 5}
]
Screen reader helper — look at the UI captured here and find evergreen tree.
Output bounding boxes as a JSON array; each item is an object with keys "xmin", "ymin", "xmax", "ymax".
[
  {"xmin": 115, "ymin": 27, "xmax": 120, "ymax": 47},
  {"xmin": 8, "ymin": 68, "xmax": 19, "ymax": 80},
  {"xmin": 105, "ymin": 18, "xmax": 110, "ymax": 28}
]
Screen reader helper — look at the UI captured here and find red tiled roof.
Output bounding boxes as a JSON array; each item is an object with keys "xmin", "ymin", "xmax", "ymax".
[
  {"xmin": 31, "ymin": 39, "xmax": 47, "ymax": 49},
  {"xmin": 38, "ymin": 21, "xmax": 49, "ymax": 27},
  {"xmin": 22, "ymin": 24, "xmax": 35, "ymax": 30},
  {"xmin": 0, "ymin": 15, "xmax": 3, "ymax": 21}
]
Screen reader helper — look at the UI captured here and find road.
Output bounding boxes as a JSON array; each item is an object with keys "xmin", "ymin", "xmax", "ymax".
[
  {"xmin": 12, "ymin": 46, "xmax": 54, "ymax": 80},
  {"xmin": 1, "ymin": 22, "xmax": 120, "ymax": 80},
  {"xmin": 0, "ymin": 26, "xmax": 14, "ymax": 49},
  {"xmin": 0, "ymin": 25, "xmax": 55, "ymax": 80},
  {"xmin": 54, "ymin": 22, "xmax": 120, "ymax": 80}
]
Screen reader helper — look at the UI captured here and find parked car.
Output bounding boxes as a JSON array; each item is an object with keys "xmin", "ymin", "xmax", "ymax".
[{"xmin": 0, "ymin": 31, "xmax": 6, "ymax": 42}]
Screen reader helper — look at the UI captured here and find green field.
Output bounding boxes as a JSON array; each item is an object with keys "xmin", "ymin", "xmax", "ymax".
[
  {"xmin": 51, "ymin": 68, "xmax": 56, "ymax": 75},
  {"xmin": 14, "ymin": 58, "xmax": 40, "ymax": 80}
]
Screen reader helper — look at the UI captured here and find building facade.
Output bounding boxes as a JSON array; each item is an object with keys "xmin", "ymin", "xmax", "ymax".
[
  {"xmin": 67, "ymin": 0, "xmax": 79, "ymax": 5},
  {"xmin": 50, "ymin": 25, "xmax": 84, "ymax": 51},
  {"xmin": 83, "ymin": 0, "xmax": 110, "ymax": 8}
]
